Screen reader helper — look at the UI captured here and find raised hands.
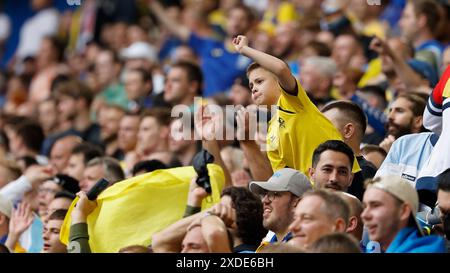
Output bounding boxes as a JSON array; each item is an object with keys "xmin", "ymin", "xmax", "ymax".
[
  {"xmin": 187, "ymin": 176, "xmax": 209, "ymax": 208},
  {"xmin": 194, "ymin": 104, "xmax": 223, "ymax": 141},
  {"xmin": 205, "ymin": 203, "xmax": 236, "ymax": 228},
  {"xmin": 24, "ymin": 165, "xmax": 56, "ymax": 188},
  {"xmin": 9, "ymin": 202, "xmax": 34, "ymax": 236},
  {"xmin": 236, "ymin": 105, "xmax": 260, "ymax": 142},
  {"xmin": 5, "ymin": 202, "xmax": 34, "ymax": 252},
  {"xmin": 232, "ymin": 35, "xmax": 248, "ymax": 53},
  {"xmin": 369, "ymin": 36, "xmax": 393, "ymax": 57}
]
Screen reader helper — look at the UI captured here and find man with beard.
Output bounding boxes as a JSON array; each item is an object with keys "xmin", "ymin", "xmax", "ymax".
[
  {"xmin": 248, "ymin": 168, "xmax": 312, "ymax": 252},
  {"xmin": 322, "ymin": 101, "xmax": 377, "ymax": 200},
  {"xmin": 309, "ymin": 140, "xmax": 354, "ymax": 193},
  {"xmin": 380, "ymin": 93, "xmax": 427, "ymax": 153},
  {"xmin": 44, "ymin": 80, "xmax": 101, "ymax": 156}
]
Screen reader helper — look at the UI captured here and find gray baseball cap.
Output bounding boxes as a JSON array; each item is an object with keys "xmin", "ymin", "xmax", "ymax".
[{"xmin": 249, "ymin": 168, "xmax": 312, "ymax": 197}]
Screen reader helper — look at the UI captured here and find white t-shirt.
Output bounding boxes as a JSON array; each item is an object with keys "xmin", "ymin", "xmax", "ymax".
[
  {"xmin": 0, "ymin": 13, "xmax": 11, "ymax": 41},
  {"xmin": 15, "ymin": 8, "xmax": 59, "ymax": 59}
]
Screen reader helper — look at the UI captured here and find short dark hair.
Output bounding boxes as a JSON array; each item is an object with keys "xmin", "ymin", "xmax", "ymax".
[
  {"xmin": 360, "ymin": 85, "xmax": 387, "ymax": 110},
  {"xmin": 141, "ymin": 107, "xmax": 172, "ymax": 127},
  {"xmin": 18, "ymin": 156, "xmax": 38, "ymax": 169},
  {"xmin": 43, "ymin": 35, "xmax": 66, "ymax": 62},
  {"xmin": 14, "ymin": 120, "xmax": 45, "ymax": 153},
  {"xmin": 321, "ymin": 100, "xmax": 367, "ymax": 138},
  {"xmin": 409, "ymin": 0, "xmax": 441, "ymax": 32},
  {"xmin": 71, "ymin": 143, "xmax": 104, "ymax": 165},
  {"xmin": 171, "ymin": 61, "xmax": 203, "ymax": 96},
  {"xmin": 128, "ymin": 68, "xmax": 152, "ymax": 84},
  {"xmin": 309, "ymin": 232, "xmax": 361, "ymax": 253},
  {"xmin": 312, "ymin": 140, "xmax": 354, "ymax": 170},
  {"xmin": 246, "ymin": 62, "xmax": 263, "ymax": 77},
  {"xmin": 303, "ymin": 190, "xmax": 350, "ymax": 226},
  {"xmin": 437, "ymin": 168, "xmax": 450, "ymax": 192},
  {"xmin": 221, "ymin": 187, "xmax": 267, "ymax": 246},
  {"xmin": 361, "ymin": 144, "xmax": 388, "ymax": 158},
  {"xmin": 304, "ymin": 41, "xmax": 332, "ymax": 57},
  {"xmin": 51, "ymin": 74, "xmax": 71, "ymax": 93},
  {"xmin": 48, "ymin": 209, "xmax": 68, "ymax": 221},
  {"xmin": 54, "ymin": 191, "xmax": 76, "ymax": 201},
  {"xmin": 55, "ymin": 80, "xmax": 94, "ymax": 107},
  {"xmin": 132, "ymin": 160, "xmax": 167, "ymax": 176},
  {"xmin": 395, "ymin": 92, "xmax": 427, "ymax": 117}
]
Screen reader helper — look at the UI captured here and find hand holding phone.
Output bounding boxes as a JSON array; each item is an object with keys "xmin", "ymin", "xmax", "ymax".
[{"xmin": 86, "ymin": 178, "xmax": 110, "ymax": 200}]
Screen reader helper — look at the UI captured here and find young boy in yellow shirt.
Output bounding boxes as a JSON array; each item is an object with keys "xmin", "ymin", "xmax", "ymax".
[{"xmin": 232, "ymin": 35, "xmax": 359, "ymax": 176}]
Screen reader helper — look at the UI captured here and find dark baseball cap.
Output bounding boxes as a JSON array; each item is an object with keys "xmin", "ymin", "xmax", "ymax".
[{"xmin": 50, "ymin": 174, "xmax": 80, "ymax": 195}]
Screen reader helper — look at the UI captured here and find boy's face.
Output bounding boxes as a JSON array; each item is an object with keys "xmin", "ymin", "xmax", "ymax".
[
  {"xmin": 248, "ymin": 68, "xmax": 280, "ymax": 107},
  {"xmin": 43, "ymin": 219, "xmax": 66, "ymax": 253}
]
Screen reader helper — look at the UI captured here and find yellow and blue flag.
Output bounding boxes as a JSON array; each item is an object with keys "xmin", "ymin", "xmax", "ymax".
[{"xmin": 60, "ymin": 164, "xmax": 225, "ymax": 252}]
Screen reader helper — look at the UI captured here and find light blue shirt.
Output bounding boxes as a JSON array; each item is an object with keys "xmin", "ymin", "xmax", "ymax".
[{"xmin": 376, "ymin": 132, "xmax": 438, "ymax": 188}]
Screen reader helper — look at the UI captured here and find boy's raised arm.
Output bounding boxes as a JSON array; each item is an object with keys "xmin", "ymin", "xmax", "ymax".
[{"xmin": 233, "ymin": 35, "xmax": 297, "ymax": 95}]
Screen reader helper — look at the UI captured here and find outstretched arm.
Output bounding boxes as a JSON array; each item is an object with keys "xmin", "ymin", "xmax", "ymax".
[
  {"xmin": 233, "ymin": 35, "xmax": 297, "ymax": 94},
  {"xmin": 148, "ymin": 0, "xmax": 191, "ymax": 42},
  {"xmin": 370, "ymin": 37, "xmax": 426, "ymax": 92}
]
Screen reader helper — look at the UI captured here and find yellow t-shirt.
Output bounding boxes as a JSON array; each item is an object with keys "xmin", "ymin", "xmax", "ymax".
[
  {"xmin": 267, "ymin": 81, "xmax": 360, "ymax": 176},
  {"xmin": 259, "ymin": 2, "xmax": 299, "ymax": 35}
]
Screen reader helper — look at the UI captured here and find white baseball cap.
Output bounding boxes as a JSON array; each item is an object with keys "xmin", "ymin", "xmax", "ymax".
[
  {"xmin": 366, "ymin": 175, "xmax": 423, "ymax": 235},
  {"xmin": 121, "ymin": 42, "xmax": 158, "ymax": 63}
]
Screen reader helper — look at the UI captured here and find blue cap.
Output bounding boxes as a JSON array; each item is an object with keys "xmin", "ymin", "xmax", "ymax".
[{"xmin": 407, "ymin": 59, "xmax": 439, "ymax": 88}]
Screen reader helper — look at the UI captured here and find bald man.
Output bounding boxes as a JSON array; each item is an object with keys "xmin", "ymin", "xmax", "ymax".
[{"xmin": 49, "ymin": 135, "xmax": 82, "ymax": 173}]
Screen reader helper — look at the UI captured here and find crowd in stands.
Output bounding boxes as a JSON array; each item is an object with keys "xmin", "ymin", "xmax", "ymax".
[{"xmin": 0, "ymin": 0, "xmax": 449, "ymax": 254}]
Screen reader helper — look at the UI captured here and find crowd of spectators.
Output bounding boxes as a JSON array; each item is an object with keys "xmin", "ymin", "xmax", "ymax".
[{"xmin": 0, "ymin": 0, "xmax": 449, "ymax": 254}]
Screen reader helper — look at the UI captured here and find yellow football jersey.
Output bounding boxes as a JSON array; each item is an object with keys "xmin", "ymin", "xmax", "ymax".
[{"xmin": 267, "ymin": 81, "xmax": 360, "ymax": 176}]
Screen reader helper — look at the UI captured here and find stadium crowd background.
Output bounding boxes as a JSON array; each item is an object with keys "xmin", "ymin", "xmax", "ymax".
[{"xmin": 0, "ymin": 0, "xmax": 449, "ymax": 254}]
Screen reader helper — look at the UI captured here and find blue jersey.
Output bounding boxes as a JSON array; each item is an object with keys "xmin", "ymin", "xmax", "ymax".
[{"xmin": 188, "ymin": 33, "xmax": 251, "ymax": 97}]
